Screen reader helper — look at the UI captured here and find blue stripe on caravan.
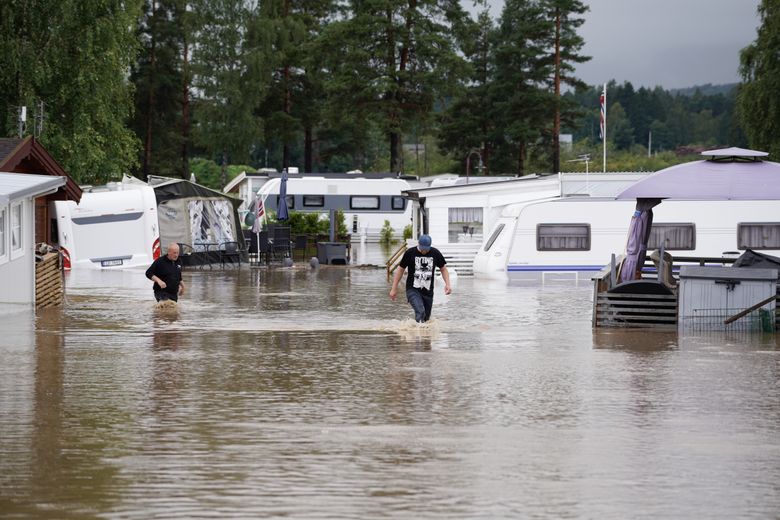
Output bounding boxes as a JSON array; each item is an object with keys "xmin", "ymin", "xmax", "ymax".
[{"xmin": 507, "ymin": 265, "xmax": 603, "ymax": 272}]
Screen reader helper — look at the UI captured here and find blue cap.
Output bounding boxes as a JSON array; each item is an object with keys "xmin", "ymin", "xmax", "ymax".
[{"xmin": 418, "ymin": 234, "xmax": 432, "ymax": 250}]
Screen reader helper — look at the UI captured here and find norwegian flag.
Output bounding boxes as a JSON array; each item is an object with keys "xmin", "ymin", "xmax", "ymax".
[
  {"xmin": 599, "ymin": 85, "xmax": 606, "ymax": 141},
  {"xmin": 251, "ymin": 194, "xmax": 266, "ymax": 233}
]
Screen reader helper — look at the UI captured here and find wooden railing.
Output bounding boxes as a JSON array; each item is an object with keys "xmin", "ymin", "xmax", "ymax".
[{"xmin": 385, "ymin": 242, "xmax": 408, "ymax": 281}]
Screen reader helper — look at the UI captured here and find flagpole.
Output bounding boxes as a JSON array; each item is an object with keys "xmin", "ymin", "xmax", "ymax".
[{"xmin": 602, "ymin": 83, "xmax": 607, "ymax": 173}]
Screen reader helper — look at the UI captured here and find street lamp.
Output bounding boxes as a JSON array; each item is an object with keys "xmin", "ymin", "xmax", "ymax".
[{"xmin": 465, "ymin": 148, "xmax": 483, "ymax": 185}]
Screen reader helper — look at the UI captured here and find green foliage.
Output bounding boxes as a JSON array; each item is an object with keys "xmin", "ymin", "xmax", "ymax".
[
  {"xmin": 189, "ymin": 157, "xmax": 252, "ymax": 189},
  {"xmin": 283, "ymin": 211, "xmax": 329, "ymax": 235},
  {"xmin": 0, "ymin": 0, "xmax": 142, "ymax": 184},
  {"xmin": 380, "ymin": 220, "xmax": 395, "ymax": 244},
  {"xmin": 737, "ymin": 0, "xmax": 780, "ymax": 159},
  {"xmin": 403, "ymin": 224, "xmax": 413, "ymax": 240},
  {"xmin": 320, "ymin": 0, "xmax": 469, "ymax": 172}
]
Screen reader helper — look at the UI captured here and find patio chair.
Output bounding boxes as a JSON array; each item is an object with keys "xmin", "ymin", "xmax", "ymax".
[
  {"xmin": 294, "ymin": 234, "xmax": 309, "ymax": 260},
  {"xmin": 178, "ymin": 243, "xmax": 196, "ymax": 268},
  {"xmin": 272, "ymin": 226, "xmax": 292, "ymax": 260},
  {"xmin": 219, "ymin": 241, "xmax": 241, "ymax": 268}
]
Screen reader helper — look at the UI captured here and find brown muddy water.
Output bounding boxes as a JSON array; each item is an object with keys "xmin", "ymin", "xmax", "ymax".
[{"xmin": 1, "ymin": 262, "xmax": 780, "ymax": 519}]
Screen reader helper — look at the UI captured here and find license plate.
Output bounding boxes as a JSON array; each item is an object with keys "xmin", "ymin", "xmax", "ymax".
[{"xmin": 101, "ymin": 259, "xmax": 123, "ymax": 267}]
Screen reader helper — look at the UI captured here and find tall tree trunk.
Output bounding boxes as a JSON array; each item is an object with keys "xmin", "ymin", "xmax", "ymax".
[
  {"xmin": 390, "ymin": 131, "xmax": 401, "ymax": 172},
  {"xmin": 518, "ymin": 142, "xmax": 526, "ymax": 176},
  {"xmin": 221, "ymin": 150, "xmax": 227, "ymax": 188},
  {"xmin": 304, "ymin": 125, "xmax": 313, "ymax": 173},
  {"xmin": 282, "ymin": 0, "xmax": 291, "ymax": 170},
  {"xmin": 143, "ymin": 0, "xmax": 158, "ymax": 181},
  {"xmin": 181, "ymin": 26, "xmax": 190, "ymax": 180},
  {"xmin": 552, "ymin": 7, "xmax": 561, "ymax": 174}
]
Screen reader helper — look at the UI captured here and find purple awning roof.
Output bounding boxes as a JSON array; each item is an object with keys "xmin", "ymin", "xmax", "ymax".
[{"xmin": 617, "ymin": 153, "xmax": 780, "ymax": 200}]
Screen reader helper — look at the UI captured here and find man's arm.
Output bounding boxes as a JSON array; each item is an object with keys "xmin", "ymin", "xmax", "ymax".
[
  {"xmin": 389, "ymin": 266, "xmax": 405, "ymax": 301},
  {"xmin": 145, "ymin": 260, "xmax": 167, "ymax": 289},
  {"xmin": 178, "ymin": 279, "xmax": 185, "ymax": 295},
  {"xmin": 440, "ymin": 265, "xmax": 452, "ymax": 295}
]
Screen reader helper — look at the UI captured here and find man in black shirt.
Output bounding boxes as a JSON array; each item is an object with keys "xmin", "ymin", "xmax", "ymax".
[
  {"xmin": 145, "ymin": 243, "xmax": 185, "ymax": 302},
  {"xmin": 389, "ymin": 234, "xmax": 452, "ymax": 322}
]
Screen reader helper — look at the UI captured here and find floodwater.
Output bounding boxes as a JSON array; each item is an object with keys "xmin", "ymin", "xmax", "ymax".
[{"xmin": 1, "ymin": 255, "xmax": 780, "ymax": 519}]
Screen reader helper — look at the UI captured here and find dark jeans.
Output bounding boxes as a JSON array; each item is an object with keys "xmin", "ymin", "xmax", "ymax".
[
  {"xmin": 406, "ymin": 288, "xmax": 433, "ymax": 323},
  {"xmin": 154, "ymin": 290, "xmax": 178, "ymax": 303}
]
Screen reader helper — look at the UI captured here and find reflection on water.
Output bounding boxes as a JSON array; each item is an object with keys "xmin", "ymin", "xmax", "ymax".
[{"xmin": 0, "ymin": 263, "xmax": 779, "ymax": 519}]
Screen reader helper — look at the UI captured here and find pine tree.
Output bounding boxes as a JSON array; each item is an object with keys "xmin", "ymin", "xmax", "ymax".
[
  {"xmin": 131, "ymin": 0, "xmax": 187, "ymax": 180},
  {"xmin": 544, "ymin": 0, "xmax": 588, "ymax": 174},
  {"xmin": 321, "ymin": 0, "xmax": 468, "ymax": 173},
  {"xmin": 492, "ymin": 0, "xmax": 552, "ymax": 175},
  {"xmin": 438, "ymin": 6, "xmax": 496, "ymax": 175},
  {"xmin": 190, "ymin": 0, "xmax": 267, "ymax": 187}
]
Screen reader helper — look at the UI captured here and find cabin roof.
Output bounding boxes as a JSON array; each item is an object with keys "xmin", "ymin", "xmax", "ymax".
[
  {"xmin": 0, "ymin": 172, "xmax": 65, "ymax": 205},
  {"xmin": 0, "ymin": 137, "xmax": 82, "ymax": 202}
]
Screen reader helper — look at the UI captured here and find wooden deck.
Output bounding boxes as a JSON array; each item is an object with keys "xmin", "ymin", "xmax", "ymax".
[{"xmin": 592, "ymin": 254, "xmax": 780, "ymax": 330}]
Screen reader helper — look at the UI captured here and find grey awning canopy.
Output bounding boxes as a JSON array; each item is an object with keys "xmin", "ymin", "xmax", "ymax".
[
  {"xmin": 617, "ymin": 148, "xmax": 780, "ymax": 200},
  {"xmin": 0, "ymin": 171, "xmax": 66, "ymax": 205}
]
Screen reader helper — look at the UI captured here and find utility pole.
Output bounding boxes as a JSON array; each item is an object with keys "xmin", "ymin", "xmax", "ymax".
[{"xmin": 18, "ymin": 106, "xmax": 26, "ymax": 138}]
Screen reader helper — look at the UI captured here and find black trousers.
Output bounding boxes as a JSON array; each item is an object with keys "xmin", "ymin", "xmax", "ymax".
[{"xmin": 154, "ymin": 290, "xmax": 178, "ymax": 302}]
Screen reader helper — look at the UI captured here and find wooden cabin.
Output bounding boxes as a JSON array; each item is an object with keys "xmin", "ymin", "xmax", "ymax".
[{"xmin": 0, "ymin": 137, "xmax": 82, "ymax": 245}]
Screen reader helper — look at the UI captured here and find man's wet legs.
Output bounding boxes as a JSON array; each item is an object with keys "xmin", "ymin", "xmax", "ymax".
[{"xmin": 406, "ymin": 288, "xmax": 433, "ymax": 323}]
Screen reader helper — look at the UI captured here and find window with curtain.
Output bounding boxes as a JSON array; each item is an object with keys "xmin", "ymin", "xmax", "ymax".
[
  {"xmin": 648, "ymin": 223, "xmax": 696, "ymax": 250},
  {"xmin": 11, "ymin": 202, "xmax": 22, "ymax": 252},
  {"xmin": 303, "ymin": 195, "xmax": 324, "ymax": 207},
  {"xmin": 737, "ymin": 223, "xmax": 780, "ymax": 249},
  {"xmin": 448, "ymin": 207, "xmax": 483, "ymax": 243},
  {"xmin": 536, "ymin": 224, "xmax": 590, "ymax": 251},
  {"xmin": 350, "ymin": 196, "xmax": 379, "ymax": 209},
  {"xmin": 0, "ymin": 207, "xmax": 6, "ymax": 259}
]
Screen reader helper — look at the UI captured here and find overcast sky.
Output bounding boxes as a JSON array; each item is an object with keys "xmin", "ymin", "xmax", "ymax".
[{"xmin": 463, "ymin": 0, "xmax": 761, "ymax": 89}]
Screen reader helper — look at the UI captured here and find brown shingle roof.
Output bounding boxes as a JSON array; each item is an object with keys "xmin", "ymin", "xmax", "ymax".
[{"xmin": 0, "ymin": 137, "xmax": 81, "ymax": 202}]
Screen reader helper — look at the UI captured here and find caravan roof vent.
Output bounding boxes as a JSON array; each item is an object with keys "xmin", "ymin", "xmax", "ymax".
[{"xmin": 702, "ymin": 147, "xmax": 768, "ymax": 162}]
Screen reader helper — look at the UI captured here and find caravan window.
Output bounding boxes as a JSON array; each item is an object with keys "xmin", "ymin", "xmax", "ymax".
[
  {"xmin": 648, "ymin": 223, "xmax": 696, "ymax": 250},
  {"xmin": 303, "ymin": 195, "xmax": 324, "ymax": 207},
  {"xmin": 484, "ymin": 224, "xmax": 505, "ymax": 252},
  {"xmin": 536, "ymin": 223, "xmax": 590, "ymax": 251},
  {"xmin": 277, "ymin": 195, "xmax": 294, "ymax": 210},
  {"xmin": 392, "ymin": 196, "xmax": 406, "ymax": 210},
  {"xmin": 350, "ymin": 196, "xmax": 379, "ymax": 209},
  {"xmin": 737, "ymin": 222, "xmax": 780, "ymax": 250}
]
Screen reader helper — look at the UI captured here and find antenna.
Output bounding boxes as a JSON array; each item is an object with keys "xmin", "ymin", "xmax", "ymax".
[{"xmin": 34, "ymin": 100, "xmax": 45, "ymax": 138}]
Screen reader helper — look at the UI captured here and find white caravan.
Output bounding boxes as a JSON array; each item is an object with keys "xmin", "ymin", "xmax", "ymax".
[
  {"xmin": 50, "ymin": 183, "xmax": 160, "ymax": 270},
  {"xmin": 255, "ymin": 177, "xmax": 412, "ymax": 240},
  {"xmin": 474, "ymin": 197, "xmax": 780, "ymax": 282}
]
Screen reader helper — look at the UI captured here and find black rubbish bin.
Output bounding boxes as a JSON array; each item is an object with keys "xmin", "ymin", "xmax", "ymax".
[{"xmin": 317, "ymin": 242, "xmax": 348, "ymax": 265}]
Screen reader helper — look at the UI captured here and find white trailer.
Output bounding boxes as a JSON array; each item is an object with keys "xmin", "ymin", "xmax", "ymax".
[
  {"xmin": 474, "ymin": 197, "xmax": 780, "ymax": 282},
  {"xmin": 50, "ymin": 184, "xmax": 160, "ymax": 270},
  {"xmin": 255, "ymin": 177, "xmax": 413, "ymax": 240}
]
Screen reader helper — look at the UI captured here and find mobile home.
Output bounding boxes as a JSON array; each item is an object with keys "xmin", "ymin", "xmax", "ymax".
[{"xmin": 0, "ymin": 172, "xmax": 65, "ymax": 306}]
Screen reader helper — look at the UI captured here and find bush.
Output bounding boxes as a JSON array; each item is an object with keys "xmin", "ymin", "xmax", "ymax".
[
  {"xmin": 380, "ymin": 220, "xmax": 395, "ymax": 244},
  {"xmin": 403, "ymin": 224, "xmax": 412, "ymax": 240}
]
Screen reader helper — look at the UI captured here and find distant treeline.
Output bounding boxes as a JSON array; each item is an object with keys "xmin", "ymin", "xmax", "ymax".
[
  {"xmin": 0, "ymin": 0, "xmax": 775, "ymax": 187},
  {"xmin": 565, "ymin": 81, "xmax": 745, "ymax": 153}
]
